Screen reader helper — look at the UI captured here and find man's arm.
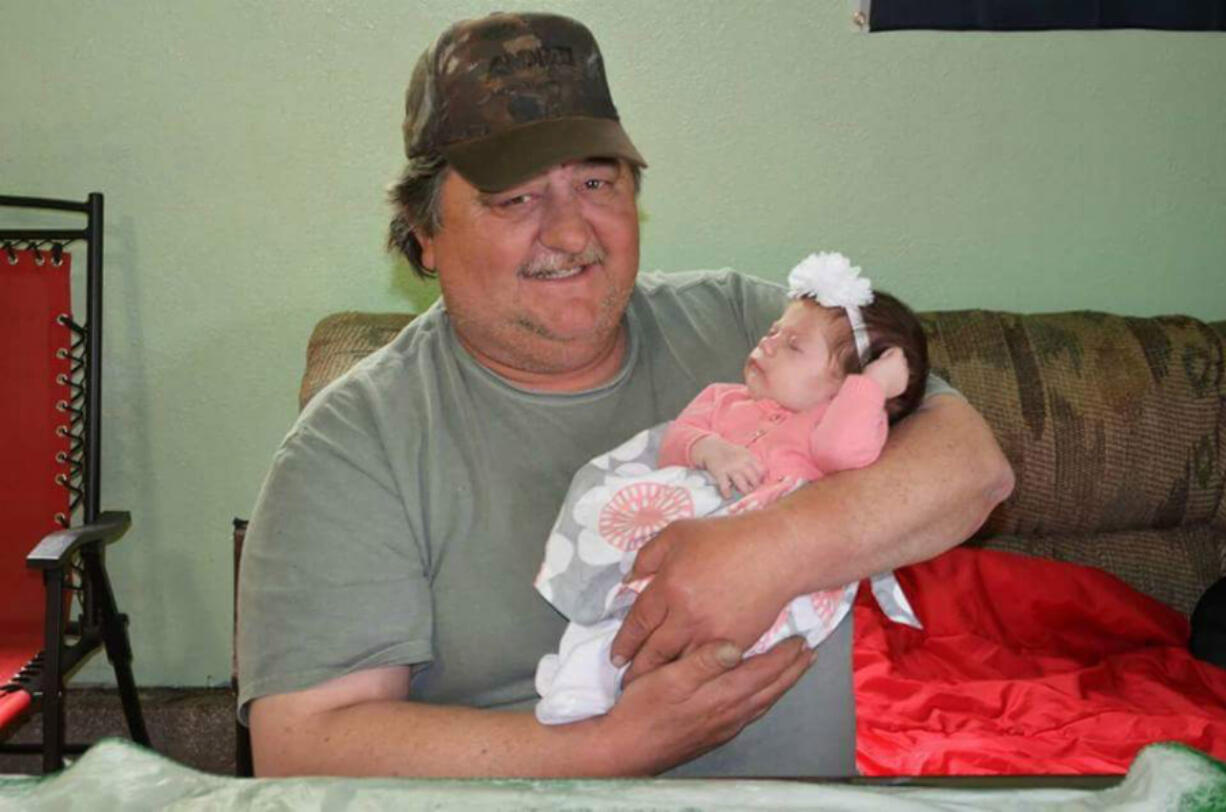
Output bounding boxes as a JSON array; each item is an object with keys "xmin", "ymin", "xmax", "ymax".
[
  {"xmin": 249, "ymin": 636, "xmax": 813, "ymax": 777},
  {"xmin": 611, "ymin": 394, "xmax": 1015, "ymax": 681}
]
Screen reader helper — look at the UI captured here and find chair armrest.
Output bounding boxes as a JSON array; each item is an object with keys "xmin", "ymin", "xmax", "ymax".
[{"xmin": 26, "ymin": 510, "xmax": 132, "ymax": 569}]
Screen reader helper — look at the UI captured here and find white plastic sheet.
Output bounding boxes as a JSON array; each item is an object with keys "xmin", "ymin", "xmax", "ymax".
[{"xmin": 1, "ymin": 739, "xmax": 1223, "ymax": 811}]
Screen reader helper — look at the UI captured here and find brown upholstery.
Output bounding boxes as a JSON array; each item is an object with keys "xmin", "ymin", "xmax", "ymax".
[
  {"xmin": 299, "ymin": 312, "xmax": 415, "ymax": 409},
  {"xmin": 1214, "ymin": 320, "xmax": 1226, "ymax": 534},
  {"xmin": 927, "ymin": 311, "xmax": 1223, "ymax": 534},
  {"xmin": 975, "ymin": 526, "xmax": 1221, "ymax": 617},
  {"xmin": 299, "ymin": 308, "xmax": 1226, "ymax": 616}
]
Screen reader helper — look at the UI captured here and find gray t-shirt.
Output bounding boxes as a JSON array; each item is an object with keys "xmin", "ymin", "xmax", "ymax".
[{"xmin": 238, "ymin": 270, "xmax": 949, "ymax": 776}]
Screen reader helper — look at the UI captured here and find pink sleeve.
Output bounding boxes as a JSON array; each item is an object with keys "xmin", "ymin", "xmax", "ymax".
[
  {"xmin": 659, "ymin": 384, "xmax": 722, "ymax": 467},
  {"xmin": 809, "ymin": 375, "xmax": 889, "ymax": 473}
]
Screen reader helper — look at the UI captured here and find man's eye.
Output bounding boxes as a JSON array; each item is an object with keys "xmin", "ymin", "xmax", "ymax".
[
  {"xmin": 500, "ymin": 194, "xmax": 531, "ymax": 208},
  {"xmin": 582, "ymin": 178, "xmax": 611, "ymax": 191}
]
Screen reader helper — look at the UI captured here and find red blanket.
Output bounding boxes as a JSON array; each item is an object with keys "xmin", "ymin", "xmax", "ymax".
[{"xmin": 854, "ymin": 547, "xmax": 1226, "ymax": 775}]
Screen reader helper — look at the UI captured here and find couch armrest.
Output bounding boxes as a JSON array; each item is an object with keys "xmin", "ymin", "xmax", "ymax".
[{"xmin": 1214, "ymin": 320, "xmax": 1226, "ymax": 536}]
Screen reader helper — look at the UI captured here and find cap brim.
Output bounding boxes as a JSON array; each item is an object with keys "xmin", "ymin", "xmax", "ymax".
[{"xmin": 442, "ymin": 117, "xmax": 646, "ymax": 192}]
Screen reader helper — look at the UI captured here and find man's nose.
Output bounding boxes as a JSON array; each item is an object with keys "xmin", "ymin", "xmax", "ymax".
[{"xmin": 538, "ymin": 190, "xmax": 593, "ymax": 255}]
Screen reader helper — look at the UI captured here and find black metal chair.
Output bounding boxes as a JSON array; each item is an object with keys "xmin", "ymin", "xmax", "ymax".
[
  {"xmin": 232, "ymin": 517, "xmax": 253, "ymax": 777},
  {"xmin": 0, "ymin": 193, "xmax": 150, "ymax": 772}
]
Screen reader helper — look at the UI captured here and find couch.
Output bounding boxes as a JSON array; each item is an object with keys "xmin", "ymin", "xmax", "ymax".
[{"xmin": 297, "ymin": 307, "xmax": 1226, "ymax": 618}]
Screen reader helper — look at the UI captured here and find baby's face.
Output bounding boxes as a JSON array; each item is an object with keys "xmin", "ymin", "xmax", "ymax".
[{"xmin": 744, "ymin": 300, "xmax": 850, "ymax": 411}]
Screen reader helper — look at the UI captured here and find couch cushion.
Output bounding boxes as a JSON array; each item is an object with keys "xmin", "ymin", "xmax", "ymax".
[
  {"xmin": 299, "ymin": 312, "xmax": 415, "ymax": 409},
  {"xmin": 297, "ymin": 308, "xmax": 1226, "ymax": 542},
  {"xmin": 924, "ymin": 311, "xmax": 1224, "ymax": 537}
]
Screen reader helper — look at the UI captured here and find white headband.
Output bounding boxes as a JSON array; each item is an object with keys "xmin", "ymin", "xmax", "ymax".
[{"xmin": 786, "ymin": 252, "xmax": 874, "ymax": 365}]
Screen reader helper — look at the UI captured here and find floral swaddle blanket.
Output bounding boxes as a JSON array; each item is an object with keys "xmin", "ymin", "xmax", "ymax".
[{"xmin": 533, "ymin": 424, "xmax": 921, "ymax": 725}]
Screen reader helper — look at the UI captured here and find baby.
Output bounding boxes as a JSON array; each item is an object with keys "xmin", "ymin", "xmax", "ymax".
[{"xmin": 534, "ymin": 252, "xmax": 929, "ymax": 724}]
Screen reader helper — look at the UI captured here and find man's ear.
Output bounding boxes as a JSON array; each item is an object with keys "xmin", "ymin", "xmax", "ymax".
[{"xmin": 418, "ymin": 231, "xmax": 436, "ymax": 273}]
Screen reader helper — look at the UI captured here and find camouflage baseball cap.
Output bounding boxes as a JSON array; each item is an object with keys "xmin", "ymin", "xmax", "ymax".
[{"xmin": 403, "ymin": 12, "xmax": 646, "ymax": 192}]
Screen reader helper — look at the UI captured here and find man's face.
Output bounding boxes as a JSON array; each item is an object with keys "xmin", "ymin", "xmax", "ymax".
[
  {"xmin": 743, "ymin": 301, "xmax": 851, "ymax": 411},
  {"xmin": 420, "ymin": 159, "xmax": 640, "ymax": 385}
]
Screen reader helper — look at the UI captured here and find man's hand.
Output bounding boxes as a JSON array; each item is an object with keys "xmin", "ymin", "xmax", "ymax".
[
  {"xmin": 863, "ymin": 346, "xmax": 909, "ymax": 399},
  {"xmin": 610, "ymin": 512, "xmax": 799, "ymax": 685},
  {"xmin": 600, "ymin": 637, "xmax": 813, "ymax": 771},
  {"xmin": 691, "ymin": 436, "xmax": 765, "ymax": 499}
]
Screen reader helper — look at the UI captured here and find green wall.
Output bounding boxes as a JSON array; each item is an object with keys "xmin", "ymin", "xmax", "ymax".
[{"xmin": 3, "ymin": 1, "xmax": 1224, "ymax": 686}]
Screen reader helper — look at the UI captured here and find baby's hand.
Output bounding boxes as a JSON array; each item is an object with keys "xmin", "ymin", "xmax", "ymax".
[
  {"xmin": 864, "ymin": 346, "xmax": 909, "ymax": 399},
  {"xmin": 691, "ymin": 436, "xmax": 765, "ymax": 499}
]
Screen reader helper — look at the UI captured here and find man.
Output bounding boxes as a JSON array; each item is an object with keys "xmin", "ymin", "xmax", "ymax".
[{"xmin": 239, "ymin": 12, "xmax": 1013, "ymax": 777}]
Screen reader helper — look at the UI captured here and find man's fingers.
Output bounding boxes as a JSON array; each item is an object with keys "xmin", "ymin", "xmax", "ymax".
[
  {"xmin": 667, "ymin": 639, "xmax": 742, "ymax": 691},
  {"xmin": 637, "ymin": 642, "xmax": 740, "ymax": 701},
  {"xmin": 621, "ymin": 624, "xmax": 690, "ymax": 685},
  {"xmin": 628, "ymin": 535, "xmax": 666, "ymax": 581},
  {"xmin": 746, "ymin": 641, "xmax": 813, "ymax": 722},
  {"xmin": 610, "ymin": 590, "xmax": 666, "ymax": 668},
  {"xmin": 721, "ymin": 637, "xmax": 807, "ymax": 697}
]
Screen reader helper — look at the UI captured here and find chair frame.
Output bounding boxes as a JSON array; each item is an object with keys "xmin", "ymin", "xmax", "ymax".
[
  {"xmin": 1, "ymin": 193, "xmax": 150, "ymax": 772},
  {"xmin": 232, "ymin": 518, "xmax": 253, "ymax": 777}
]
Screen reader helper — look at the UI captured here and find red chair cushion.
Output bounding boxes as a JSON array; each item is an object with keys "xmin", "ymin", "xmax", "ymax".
[
  {"xmin": 0, "ymin": 690, "xmax": 33, "ymax": 729},
  {"xmin": 0, "ymin": 248, "xmax": 71, "ymax": 640},
  {"xmin": 0, "ymin": 634, "xmax": 39, "ymax": 726}
]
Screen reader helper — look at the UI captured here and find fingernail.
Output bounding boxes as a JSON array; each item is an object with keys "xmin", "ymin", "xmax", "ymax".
[
  {"xmin": 716, "ymin": 643, "xmax": 742, "ymax": 667},
  {"xmin": 611, "ymin": 654, "xmax": 626, "ymax": 668}
]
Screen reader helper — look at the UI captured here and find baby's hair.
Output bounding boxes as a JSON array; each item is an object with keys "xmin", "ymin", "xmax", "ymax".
[{"xmin": 832, "ymin": 290, "xmax": 929, "ymax": 423}]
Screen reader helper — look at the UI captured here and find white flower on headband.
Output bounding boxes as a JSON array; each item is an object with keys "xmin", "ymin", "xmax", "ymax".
[{"xmin": 786, "ymin": 252, "xmax": 873, "ymax": 308}]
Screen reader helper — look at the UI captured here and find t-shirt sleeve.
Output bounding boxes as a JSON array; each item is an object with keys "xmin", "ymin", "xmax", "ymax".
[
  {"xmin": 236, "ymin": 384, "xmax": 433, "ymax": 724},
  {"xmin": 923, "ymin": 373, "xmax": 962, "ymax": 401},
  {"xmin": 729, "ymin": 272, "xmax": 789, "ymax": 349}
]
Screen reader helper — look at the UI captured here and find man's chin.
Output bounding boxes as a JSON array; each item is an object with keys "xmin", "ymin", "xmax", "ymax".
[
  {"xmin": 503, "ymin": 311, "xmax": 616, "ymax": 351},
  {"xmin": 519, "ymin": 298, "xmax": 628, "ymax": 342},
  {"xmin": 516, "ymin": 317, "xmax": 602, "ymax": 343}
]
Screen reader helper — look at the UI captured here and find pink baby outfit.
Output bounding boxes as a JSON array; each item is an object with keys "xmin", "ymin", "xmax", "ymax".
[{"xmin": 659, "ymin": 374, "xmax": 888, "ymax": 509}]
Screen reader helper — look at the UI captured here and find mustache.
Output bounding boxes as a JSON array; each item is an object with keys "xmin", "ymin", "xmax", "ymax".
[{"xmin": 518, "ymin": 243, "xmax": 607, "ymax": 277}]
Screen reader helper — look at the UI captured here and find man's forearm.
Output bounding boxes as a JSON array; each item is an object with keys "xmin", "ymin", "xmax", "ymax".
[
  {"xmin": 254, "ymin": 698, "xmax": 620, "ymax": 778},
  {"xmin": 770, "ymin": 394, "xmax": 1014, "ymax": 595},
  {"xmin": 250, "ymin": 636, "xmax": 812, "ymax": 779}
]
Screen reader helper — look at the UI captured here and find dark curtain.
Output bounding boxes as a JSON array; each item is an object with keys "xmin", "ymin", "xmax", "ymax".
[{"xmin": 868, "ymin": 0, "xmax": 1226, "ymax": 31}]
